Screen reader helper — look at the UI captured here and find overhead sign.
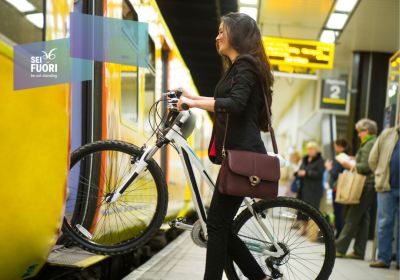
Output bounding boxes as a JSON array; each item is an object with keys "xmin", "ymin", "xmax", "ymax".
[
  {"xmin": 263, "ymin": 37, "xmax": 335, "ymax": 69},
  {"xmin": 320, "ymin": 78, "xmax": 347, "ymax": 111},
  {"xmin": 272, "ymin": 65, "xmax": 317, "ymax": 75},
  {"xmin": 383, "ymin": 104, "xmax": 396, "ymax": 129},
  {"xmin": 387, "ymin": 51, "xmax": 399, "ymax": 106}
]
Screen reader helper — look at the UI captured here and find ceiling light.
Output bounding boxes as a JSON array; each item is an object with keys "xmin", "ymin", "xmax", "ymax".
[
  {"xmin": 320, "ymin": 30, "xmax": 335, "ymax": 43},
  {"xmin": 240, "ymin": 7, "xmax": 257, "ymax": 21},
  {"xmin": 5, "ymin": 0, "xmax": 35, "ymax": 12},
  {"xmin": 240, "ymin": 0, "xmax": 258, "ymax": 4},
  {"xmin": 26, "ymin": 13, "xmax": 44, "ymax": 28},
  {"xmin": 335, "ymin": 0, "xmax": 358, "ymax": 12},
  {"xmin": 326, "ymin": 13, "xmax": 348, "ymax": 29}
]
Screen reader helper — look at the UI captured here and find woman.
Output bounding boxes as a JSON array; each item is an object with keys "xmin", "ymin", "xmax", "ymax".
[
  {"xmin": 286, "ymin": 151, "xmax": 303, "ymax": 196},
  {"xmin": 324, "ymin": 137, "xmax": 353, "ymax": 240},
  {"xmin": 286, "ymin": 151, "xmax": 303, "ymax": 228},
  {"xmin": 175, "ymin": 12, "xmax": 273, "ymax": 280},
  {"xmin": 291, "ymin": 151, "xmax": 303, "ymax": 175},
  {"xmin": 335, "ymin": 118, "xmax": 377, "ymax": 259},
  {"xmin": 296, "ymin": 142, "xmax": 325, "ymax": 235}
]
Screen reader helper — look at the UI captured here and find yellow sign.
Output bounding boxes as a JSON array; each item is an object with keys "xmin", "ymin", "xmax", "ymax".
[
  {"xmin": 273, "ymin": 65, "xmax": 317, "ymax": 75},
  {"xmin": 263, "ymin": 37, "xmax": 335, "ymax": 69}
]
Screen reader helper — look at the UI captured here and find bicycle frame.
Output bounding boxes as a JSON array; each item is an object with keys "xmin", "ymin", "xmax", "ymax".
[{"xmin": 110, "ymin": 110, "xmax": 285, "ymax": 258}]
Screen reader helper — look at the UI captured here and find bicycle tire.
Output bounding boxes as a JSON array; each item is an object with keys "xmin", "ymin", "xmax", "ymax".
[
  {"xmin": 224, "ymin": 197, "xmax": 336, "ymax": 280},
  {"xmin": 61, "ymin": 140, "xmax": 168, "ymax": 255}
]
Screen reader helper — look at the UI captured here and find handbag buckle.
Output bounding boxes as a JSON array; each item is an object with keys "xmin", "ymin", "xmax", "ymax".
[
  {"xmin": 249, "ymin": 175, "xmax": 260, "ymax": 186},
  {"xmin": 222, "ymin": 147, "xmax": 226, "ymax": 158}
]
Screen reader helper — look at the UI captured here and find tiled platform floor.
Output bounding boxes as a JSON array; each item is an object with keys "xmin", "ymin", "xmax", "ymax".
[{"xmin": 124, "ymin": 231, "xmax": 399, "ymax": 280}]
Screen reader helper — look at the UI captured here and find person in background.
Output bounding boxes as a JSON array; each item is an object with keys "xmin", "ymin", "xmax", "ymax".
[
  {"xmin": 325, "ymin": 138, "xmax": 353, "ymax": 240},
  {"xmin": 368, "ymin": 115, "xmax": 400, "ymax": 270},
  {"xmin": 335, "ymin": 118, "xmax": 377, "ymax": 260},
  {"xmin": 296, "ymin": 142, "xmax": 325, "ymax": 235},
  {"xmin": 286, "ymin": 151, "xmax": 303, "ymax": 197},
  {"xmin": 286, "ymin": 151, "xmax": 303, "ymax": 228},
  {"xmin": 291, "ymin": 151, "xmax": 303, "ymax": 176}
]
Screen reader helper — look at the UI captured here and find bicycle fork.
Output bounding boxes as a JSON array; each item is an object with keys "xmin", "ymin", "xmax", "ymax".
[
  {"xmin": 105, "ymin": 145, "xmax": 157, "ymax": 203},
  {"xmin": 243, "ymin": 198, "xmax": 285, "ymax": 258},
  {"xmin": 106, "ymin": 112, "xmax": 191, "ymax": 203}
]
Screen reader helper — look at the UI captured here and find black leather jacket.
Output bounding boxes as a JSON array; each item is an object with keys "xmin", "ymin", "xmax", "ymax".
[{"xmin": 208, "ymin": 54, "xmax": 268, "ymax": 164}]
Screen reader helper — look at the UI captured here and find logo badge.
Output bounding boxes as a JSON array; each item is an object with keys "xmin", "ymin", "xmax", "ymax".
[{"xmin": 42, "ymin": 48, "xmax": 57, "ymax": 63}]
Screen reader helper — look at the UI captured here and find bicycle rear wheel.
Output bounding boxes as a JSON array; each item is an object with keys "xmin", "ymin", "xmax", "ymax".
[
  {"xmin": 224, "ymin": 197, "xmax": 335, "ymax": 280},
  {"xmin": 62, "ymin": 140, "xmax": 168, "ymax": 255}
]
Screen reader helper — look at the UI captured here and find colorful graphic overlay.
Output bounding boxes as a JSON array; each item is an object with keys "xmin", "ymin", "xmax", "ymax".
[
  {"xmin": 70, "ymin": 12, "xmax": 149, "ymax": 67},
  {"xmin": 13, "ymin": 38, "xmax": 92, "ymax": 91},
  {"xmin": 13, "ymin": 13, "xmax": 149, "ymax": 90}
]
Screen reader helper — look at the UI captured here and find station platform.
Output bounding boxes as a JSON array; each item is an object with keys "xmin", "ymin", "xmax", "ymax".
[{"xmin": 123, "ymin": 231, "xmax": 399, "ymax": 280}]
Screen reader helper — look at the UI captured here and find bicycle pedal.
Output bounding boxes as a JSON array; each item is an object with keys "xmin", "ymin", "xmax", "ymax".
[{"xmin": 168, "ymin": 217, "xmax": 192, "ymax": 231}]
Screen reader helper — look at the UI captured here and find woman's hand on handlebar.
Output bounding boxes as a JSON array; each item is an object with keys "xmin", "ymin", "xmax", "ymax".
[
  {"xmin": 177, "ymin": 96, "xmax": 194, "ymax": 111},
  {"xmin": 171, "ymin": 86, "xmax": 192, "ymax": 99}
]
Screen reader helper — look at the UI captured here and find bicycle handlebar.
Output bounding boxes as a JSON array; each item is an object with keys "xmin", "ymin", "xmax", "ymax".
[
  {"xmin": 162, "ymin": 89, "xmax": 190, "ymax": 111},
  {"xmin": 162, "ymin": 89, "xmax": 183, "ymax": 98}
]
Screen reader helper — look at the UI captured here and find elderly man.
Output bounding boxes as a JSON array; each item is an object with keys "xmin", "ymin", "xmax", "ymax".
[{"xmin": 368, "ymin": 115, "xmax": 399, "ymax": 270}]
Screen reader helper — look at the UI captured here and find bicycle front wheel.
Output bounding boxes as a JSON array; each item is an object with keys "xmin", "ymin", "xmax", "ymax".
[
  {"xmin": 225, "ymin": 197, "xmax": 335, "ymax": 280},
  {"xmin": 62, "ymin": 140, "xmax": 168, "ymax": 255}
]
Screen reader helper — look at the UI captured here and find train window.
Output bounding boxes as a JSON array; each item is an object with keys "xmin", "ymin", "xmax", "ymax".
[
  {"xmin": 144, "ymin": 36, "xmax": 156, "ymax": 134},
  {"xmin": 121, "ymin": 69, "xmax": 139, "ymax": 124},
  {"xmin": 121, "ymin": 0, "xmax": 139, "ymax": 127},
  {"xmin": 0, "ymin": 0, "xmax": 44, "ymax": 44},
  {"xmin": 122, "ymin": 0, "xmax": 138, "ymax": 21},
  {"xmin": 148, "ymin": 36, "xmax": 156, "ymax": 71},
  {"xmin": 194, "ymin": 115, "xmax": 204, "ymax": 151}
]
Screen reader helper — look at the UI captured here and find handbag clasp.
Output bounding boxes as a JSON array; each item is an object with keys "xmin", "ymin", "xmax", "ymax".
[{"xmin": 249, "ymin": 175, "xmax": 260, "ymax": 186}]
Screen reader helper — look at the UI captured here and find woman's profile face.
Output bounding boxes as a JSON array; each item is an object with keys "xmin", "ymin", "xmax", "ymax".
[
  {"xmin": 357, "ymin": 129, "xmax": 369, "ymax": 141},
  {"xmin": 216, "ymin": 21, "xmax": 230, "ymax": 56},
  {"xmin": 334, "ymin": 143, "xmax": 344, "ymax": 153}
]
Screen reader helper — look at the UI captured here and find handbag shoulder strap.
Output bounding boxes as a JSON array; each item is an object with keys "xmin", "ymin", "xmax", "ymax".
[{"xmin": 222, "ymin": 77, "xmax": 278, "ymax": 156}]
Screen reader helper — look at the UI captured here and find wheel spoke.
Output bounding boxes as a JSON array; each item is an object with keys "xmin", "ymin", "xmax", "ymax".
[
  {"xmin": 226, "ymin": 198, "xmax": 334, "ymax": 280},
  {"xmin": 62, "ymin": 142, "xmax": 167, "ymax": 255}
]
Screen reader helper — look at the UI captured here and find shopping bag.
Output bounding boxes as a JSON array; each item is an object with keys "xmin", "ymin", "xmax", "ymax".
[
  {"xmin": 291, "ymin": 162, "xmax": 305, "ymax": 193},
  {"xmin": 335, "ymin": 167, "xmax": 366, "ymax": 204}
]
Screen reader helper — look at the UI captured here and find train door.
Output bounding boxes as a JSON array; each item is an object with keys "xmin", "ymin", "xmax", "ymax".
[{"xmin": 63, "ymin": 0, "xmax": 104, "ymax": 237}]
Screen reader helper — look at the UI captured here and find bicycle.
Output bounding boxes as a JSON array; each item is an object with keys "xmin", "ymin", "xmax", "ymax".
[{"xmin": 62, "ymin": 89, "xmax": 336, "ymax": 279}]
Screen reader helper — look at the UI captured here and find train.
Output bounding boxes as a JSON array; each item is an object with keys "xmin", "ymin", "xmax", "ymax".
[{"xmin": 0, "ymin": 0, "xmax": 217, "ymax": 279}]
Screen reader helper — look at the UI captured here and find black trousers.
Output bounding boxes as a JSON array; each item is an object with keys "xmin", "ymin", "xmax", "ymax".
[{"xmin": 204, "ymin": 170, "xmax": 267, "ymax": 280}]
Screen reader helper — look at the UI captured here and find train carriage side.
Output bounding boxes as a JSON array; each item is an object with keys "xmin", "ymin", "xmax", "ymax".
[
  {"xmin": 0, "ymin": 0, "xmax": 218, "ymax": 277},
  {"xmin": 0, "ymin": 0, "xmax": 74, "ymax": 278},
  {"xmin": 67, "ymin": 0, "xmax": 218, "ymax": 244}
]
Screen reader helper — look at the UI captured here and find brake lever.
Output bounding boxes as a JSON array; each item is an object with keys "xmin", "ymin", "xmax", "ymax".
[{"xmin": 176, "ymin": 89, "xmax": 183, "ymax": 98}]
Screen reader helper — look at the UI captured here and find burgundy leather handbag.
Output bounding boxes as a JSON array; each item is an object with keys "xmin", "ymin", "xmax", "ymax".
[{"xmin": 218, "ymin": 79, "xmax": 280, "ymax": 198}]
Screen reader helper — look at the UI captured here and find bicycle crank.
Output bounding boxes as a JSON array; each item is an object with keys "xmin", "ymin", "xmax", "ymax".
[{"xmin": 168, "ymin": 217, "xmax": 193, "ymax": 231}]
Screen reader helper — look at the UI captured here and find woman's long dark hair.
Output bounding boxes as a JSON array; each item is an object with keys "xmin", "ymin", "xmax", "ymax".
[
  {"xmin": 335, "ymin": 137, "xmax": 353, "ymax": 156},
  {"xmin": 216, "ymin": 12, "xmax": 274, "ymax": 132}
]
